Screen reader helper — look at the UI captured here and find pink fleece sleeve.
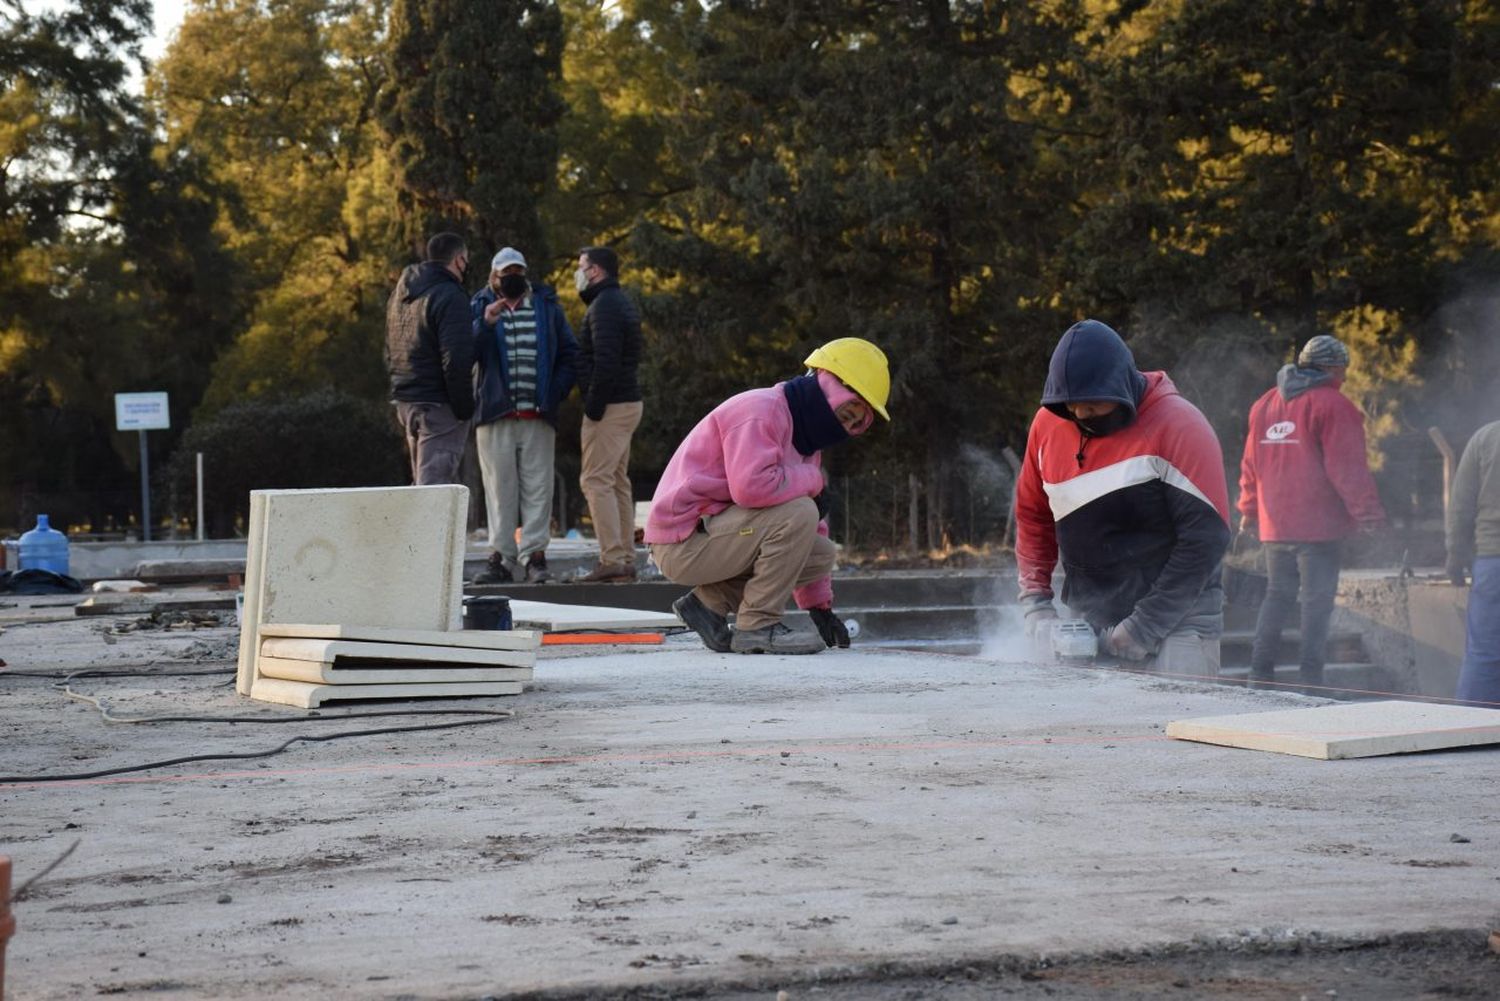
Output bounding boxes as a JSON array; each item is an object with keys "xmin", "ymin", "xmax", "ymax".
[
  {"xmin": 793, "ymin": 520, "xmax": 833, "ymax": 609},
  {"xmin": 721, "ymin": 416, "xmax": 824, "ymax": 509}
]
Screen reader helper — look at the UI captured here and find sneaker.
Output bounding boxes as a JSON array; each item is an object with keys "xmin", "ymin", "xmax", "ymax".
[
  {"xmin": 524, "ymin": 552, "xmax": 551, "ymax": 583},
  {"xmin": 472, "ymin": 551, "xmax": 515, "ymax": 585},
  {"xmin": 672, "ymin": 592, "xmax": 732, "ymax": 653},
  {"xmin": 730, "ymin": 621, "xmax": 825, "ymax": 655},
  {"xmin": 576, "ymin": 561, "xmax": 636, "ymax": 583}
]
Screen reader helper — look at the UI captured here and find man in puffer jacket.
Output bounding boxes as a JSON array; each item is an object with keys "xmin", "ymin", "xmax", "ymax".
[
  {"xmin": 1238, "ymin": 335, "xmax": 1385, "ymax": 692},
  {"xmin": 385, "ymin": 232, "xmax": 477, "ymax": 484},
  {"xmin": 645, "ymin": 338, "xmax": 891, "ymax": 655},
  {"xmin": 1016, "ymin": 320, "xmax": 1231, "ymax": 673}
]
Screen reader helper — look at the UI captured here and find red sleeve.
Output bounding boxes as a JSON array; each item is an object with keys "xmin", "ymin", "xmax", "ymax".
[
  {"xmin": 1236, "ymin": 400, "xmax": 1261, "ymax": 530},
  {"xmin": 1320, "ymin": 396, "xmax": 1386, "ymax": 528},
  {"xmin": 1014, "ymin": 413, "xmax": 1058, "ymax": 598}
]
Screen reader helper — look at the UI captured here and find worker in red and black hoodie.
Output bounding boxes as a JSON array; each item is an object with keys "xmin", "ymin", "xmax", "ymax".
[
  {"xmin": 1016, "ymin": 320, "xmax": 1231, "ymax": 673},
  {"xmin": 1237, "ymin": 335, "xmax": 1385, "ymax": 692}
]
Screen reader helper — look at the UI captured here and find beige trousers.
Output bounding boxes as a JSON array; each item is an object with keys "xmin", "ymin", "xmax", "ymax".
[
  {"xmin": 580, "ymin": 401, "xmax": 643, "ymax": 566},
  {"xmin": 475, "ymin": 418, "xmax": 555, "ymax": 561},
  {"xmin": 650, "ymin": 498, "xmax": 836, "ymax": 631}
]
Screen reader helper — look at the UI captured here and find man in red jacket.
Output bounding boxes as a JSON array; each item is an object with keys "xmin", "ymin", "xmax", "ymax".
[
  {"xmin": 1238, "ymin": 335, "xmax": 1386, "ymax": 692},
  {"xmin": 1016, "ymin": 320, "xmax": 1231, "ymax": 674}
]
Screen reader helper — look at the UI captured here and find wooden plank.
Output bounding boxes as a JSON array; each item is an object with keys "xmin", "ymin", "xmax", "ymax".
[
  {"xmin": 249, "ymin": 676, "xmax": 523, "ymax": 709},
  {"xmin": 256, "ymin": 656, "xmax": 531, "ymax": 686},
  {"xmin": 508, "ymin": 599, "xmax": 679, "ymax": 632},
  {"xmin": 260, "ymin": 637, "xmax": 536, "ymax": 669},
  {"xmin": 1166, "ymin": 700, "xmax": 1500, "ymax": 760},
  {"xmin": 260, "ymin": 622, "xmax": 540, "ymax": 651}
]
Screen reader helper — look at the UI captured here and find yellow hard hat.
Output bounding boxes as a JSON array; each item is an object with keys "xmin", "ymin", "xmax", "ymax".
[{"xmin": 803, "ymin": 338, "xmax": 891, "ymax": 420}]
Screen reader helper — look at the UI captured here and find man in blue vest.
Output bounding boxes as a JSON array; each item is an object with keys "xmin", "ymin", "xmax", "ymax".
[{"xmin": 470, "ymin": 248, "xmax": 580, "ymax": 584}]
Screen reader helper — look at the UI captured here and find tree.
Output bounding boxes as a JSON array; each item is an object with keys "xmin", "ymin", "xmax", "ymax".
[
  {"xmin": 0, "ymin": 0, "xmax": 239, "ymax": 532},
  {"xmin": 151, "ymin": 0, "xmax": 402, "ymax": 415},
  {"xmin": 380, "ymin": 0, "xmax": 566, "ymax": 272}
]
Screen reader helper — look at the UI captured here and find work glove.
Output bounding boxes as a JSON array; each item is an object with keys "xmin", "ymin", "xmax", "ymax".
[
  {"xmin": 1022, "ymin": 601, "xmax": 1058, "ymax": 643},
  {"xmin": 808, "ymin": 607, "xmax": 850, "ymax": 648},
  {"xmin": 1102, "ymin": 620, "xmax": 1151, "ymax": 662},
  {"xmin": 1446, "ymin": 555, "xmax": 1469, "ymax": 588}
]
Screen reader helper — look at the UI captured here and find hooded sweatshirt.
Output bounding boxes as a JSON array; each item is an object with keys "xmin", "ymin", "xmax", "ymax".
[
  {"xmin": 1448, "ymin": 419, "xmax": 1500, "ymax": 563},
  {"xmin": 385, "ymin": 261, "xmax": 477, "ymax": 419},
  {"xmin": 1016, "ymin": 320, "xmax": 1231, "ymax": 648},
  {"xmin": 1236, "ymin": 364, "xmax": 1385, "ymax": 542},
  {"xmin": 645, "ymin": 378, "xmax": 846, "ymax": 608}
]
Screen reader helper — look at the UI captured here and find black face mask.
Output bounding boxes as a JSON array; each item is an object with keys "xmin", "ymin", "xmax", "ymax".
[
  {"xmin": 1075, "ymin": 407, "xmax": 1134, "ymax": 438},
  {"xmin": 498, "ymin": 274, "xmax": 528, "ymax": 299}
]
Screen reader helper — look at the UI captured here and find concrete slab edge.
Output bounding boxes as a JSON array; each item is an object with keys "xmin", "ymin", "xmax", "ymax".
[{"xmin": 492, "ymin": 927, "xmax": 1491, "ymax": 1001}]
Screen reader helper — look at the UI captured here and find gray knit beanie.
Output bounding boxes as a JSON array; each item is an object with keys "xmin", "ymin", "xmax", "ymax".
[{"xmin": 1298, "ymin": 334, "xmax": 1349, "ymax": 369}]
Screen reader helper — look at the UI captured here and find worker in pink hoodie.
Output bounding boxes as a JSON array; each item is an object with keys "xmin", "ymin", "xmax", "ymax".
[{"xmin": 645, "ymin": 339, "xmax": 891, "ymax": 654}]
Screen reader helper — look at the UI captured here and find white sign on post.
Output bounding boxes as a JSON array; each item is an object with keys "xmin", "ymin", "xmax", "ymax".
[{"xmin": 115, "ymin": 392, "xmax": 171, "ymax": 431}]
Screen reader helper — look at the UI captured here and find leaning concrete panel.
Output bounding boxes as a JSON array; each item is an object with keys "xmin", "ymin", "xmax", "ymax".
[
  {"xmin": 260, "ymin": 637, "xmax": 535, "ymax": 670},
  {"xmin": 1167, "ymin": 700, "xmax": 1500, "ymax": 759},
  {"xmin": 235, "ymin": 486, "xmax": 468, "ymax": 695},
  {"xmin": 256, "ymin": 656, "xmax": 532, "ymax": 686},
  {"xmin": 249, "ymin": 676, "xmax": 523, "ymax": 709},
  {"xmin": 259, "ymin": 622, "xmax": 541, "ymax": 651}
]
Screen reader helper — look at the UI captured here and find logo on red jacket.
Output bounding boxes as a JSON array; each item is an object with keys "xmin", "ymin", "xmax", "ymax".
[{"xmin": 1263, "ymin": 420, "xmax": 1298, "ymax": 443}]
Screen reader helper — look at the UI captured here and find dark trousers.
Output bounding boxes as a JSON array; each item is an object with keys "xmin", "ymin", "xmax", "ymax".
[{"xmin": 1249, "ymin": 541, "xmax": 1342, "ymax": 684}]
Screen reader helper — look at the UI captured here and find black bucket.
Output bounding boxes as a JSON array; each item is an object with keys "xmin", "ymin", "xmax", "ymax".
[{"xmin": 463, "ymin": 595, "xmax": 513, "ymax": 631}]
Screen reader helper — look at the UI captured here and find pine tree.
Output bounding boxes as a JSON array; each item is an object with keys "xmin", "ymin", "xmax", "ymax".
[{"xmin": 380, "ymin": 0, "xmax": 566, "ymax": 271}]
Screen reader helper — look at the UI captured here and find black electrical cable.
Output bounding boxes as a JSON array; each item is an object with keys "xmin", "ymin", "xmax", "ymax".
[
  {"xmin": 0, "ymin": 667, "xmax": 518, "ymax": 783},
  {"xmin": 0, "ymin": 713, "xmax": 514, "ymax": 784},
  {"xmin": 0, "ymin": 666, "xmax": 235, "ymax": 679}
]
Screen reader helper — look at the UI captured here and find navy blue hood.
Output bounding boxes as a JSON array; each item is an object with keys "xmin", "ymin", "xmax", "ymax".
[{"xmin": 1041, "ymin": 320, "xmax": 1148, "ymax": 423}]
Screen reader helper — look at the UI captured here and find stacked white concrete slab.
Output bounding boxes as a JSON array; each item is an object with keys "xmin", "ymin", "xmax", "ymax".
[
  {"xmin": 508, "ymin": 600, "xmax": 680, "ymax": 632},
  {"xmin": 235, "ymin": 486, "xmax": 536, "ymax": 707},
  {"xmin": 1167, "ymin": 700, "xmax": 1500, "ymax": 759}
]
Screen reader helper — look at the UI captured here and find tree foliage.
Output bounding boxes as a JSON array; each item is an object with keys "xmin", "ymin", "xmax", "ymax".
[
  {"xmin": 3, "ymin": 0, "xmax": 1496, "ymax": 548},
  {"xmin": 380, "ymin": 0, "xmax": 566, "ymax": 270}
]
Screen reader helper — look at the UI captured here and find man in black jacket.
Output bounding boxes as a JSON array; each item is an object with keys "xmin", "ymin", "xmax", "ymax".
[
  {"xmin": 574, "ymin": 245, "xmax": 644, "ymax": 581},
  {"xmin": 385, "ymin": 233, "xmax": 476, "ymax": 485}
]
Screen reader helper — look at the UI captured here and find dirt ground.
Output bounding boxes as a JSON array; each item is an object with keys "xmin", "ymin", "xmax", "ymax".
[{"xmin": 2, "ymin": 594, "xmax": 1498, "ymax": 1000}]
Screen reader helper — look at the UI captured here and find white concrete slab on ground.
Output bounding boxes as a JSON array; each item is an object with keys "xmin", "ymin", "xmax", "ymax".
[
  {"xmin": 247, "ymin": 676, "xmax": 523, "ymax": 709},
  {"xmin": 507, "ymin": 598, "xmax": 680, "ymax": 632},
  {"xmin": 255, "ymin": 656, "xmax": 533, "ymax": 686},
  {"xmin": 235, "ymin": 485, "xmax": 468, "ymax": 696},
  {"xmin": 258, "ymin": 622, "xmax": 540, "ymax": 652},
  {"xmin": 1166, "ymin": 699, "xmax": 1500, "ymax": 759},
  {"xmin": 259, "ymin": 637, "xmax": 535, "ymax": 670},
  {"xmin": 8, "ymin": 630, "xmax": 1499, "ymax": 999}
]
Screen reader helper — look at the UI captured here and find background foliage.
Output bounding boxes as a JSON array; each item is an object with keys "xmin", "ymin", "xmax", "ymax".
[{"xmin": 3, "ymin": 0, "xmax": 1497, "ymax": 553}]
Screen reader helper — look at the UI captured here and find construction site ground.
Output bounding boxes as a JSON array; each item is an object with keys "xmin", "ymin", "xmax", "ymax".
[{"xmin": 2, "ymin": 593, "xmax": 1498, "ymax": 1000}]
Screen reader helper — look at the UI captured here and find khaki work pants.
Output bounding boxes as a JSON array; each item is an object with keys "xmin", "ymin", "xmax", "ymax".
[
  {"xmin": 580, "ymin": 401, "xmax": 643, "ymax": 566},
  {"xmin": 650, "ymin": 498, "xmax": 835, "ymax": 632}
]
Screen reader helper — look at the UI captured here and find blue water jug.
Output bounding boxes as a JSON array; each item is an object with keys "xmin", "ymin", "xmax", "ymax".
[{"xmin": 18, "ymin": 514, "xmax": 70, "ymax": 575}]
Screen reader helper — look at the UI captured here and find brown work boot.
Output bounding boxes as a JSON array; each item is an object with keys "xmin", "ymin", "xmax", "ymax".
[
  {"xmin": 730, "ymin": 621, "xmax": 824, "ymax": 655},
  {"xmin": 576, "ymin": 561, "xmax": 636, "ymax": 583}
]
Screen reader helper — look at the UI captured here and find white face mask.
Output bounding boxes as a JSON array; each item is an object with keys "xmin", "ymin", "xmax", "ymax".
[{"xmin": 574, "ymin": 265, "xmax": 590, "ymax": 293}]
